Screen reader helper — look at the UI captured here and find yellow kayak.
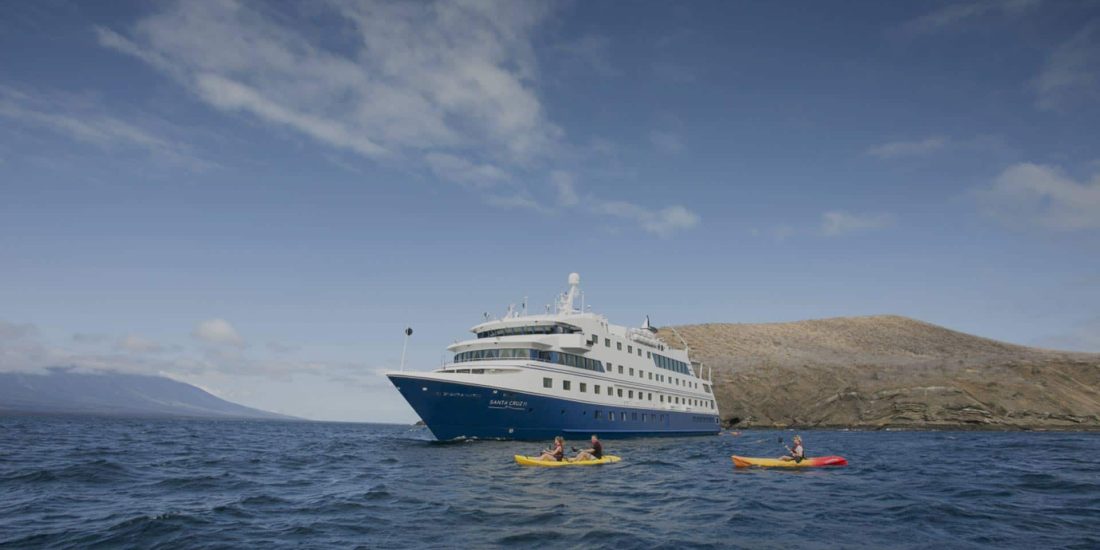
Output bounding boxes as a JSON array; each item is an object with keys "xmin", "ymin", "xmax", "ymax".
[
  {"xmin": 514, "ymin": 454, "xmax": 621, "ymax": 467},
  {"xmin": 731, "ymin": 455, "xmax": 848, "ymax": 468}
]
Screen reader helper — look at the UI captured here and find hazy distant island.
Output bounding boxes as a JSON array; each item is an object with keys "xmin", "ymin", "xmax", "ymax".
[
  {"xmin": 660, "ymin": 315, "xmax": 1100, "ymax": 431},
  {"xmin": 0, "ymin": 369, "xmax": 295, "ymax": 421}
]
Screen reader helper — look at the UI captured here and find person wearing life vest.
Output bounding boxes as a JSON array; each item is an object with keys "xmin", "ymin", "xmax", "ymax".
[
  {"xmin": 570, "ymin": 434, "xmax": 603, "ymax": 462},
  {"xmin": 536, "ymin": 436, "xmax": 565, "ymax": 462},
  {"xmin": 779, "ymin": 435, "xmax": 805, "ymax": 463}
]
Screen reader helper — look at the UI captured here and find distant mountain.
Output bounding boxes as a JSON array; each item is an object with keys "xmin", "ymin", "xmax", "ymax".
[
  {"xmin": 0, "ymin": 369, "xmax": 296, "ymax": 420},
  {"xmin": 659, "ymin": 315, "xmax": 1100, "ymax": 430}
]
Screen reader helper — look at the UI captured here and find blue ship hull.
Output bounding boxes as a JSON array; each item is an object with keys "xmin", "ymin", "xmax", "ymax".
[{"xmin": 388, "ymin": 374, "xmax": 720, "ymax": 441}]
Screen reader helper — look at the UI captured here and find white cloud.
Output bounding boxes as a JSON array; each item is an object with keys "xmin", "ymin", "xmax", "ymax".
[
  {"xmin": 195, "ymin": 74, "xmax": 389, "ymax": 159},
  {"xmin": 1035, "ymin": 22, "xmax": 1100, "ymax": 111},
  {"xmin": 97, "ymin": 0, "xmax": 558, "ymax": 165},
  {"xmin": 865, "ymin": 137, "xmax": 947, "ymax": 159},
  {"xmin": 192, "ymin": 318, "xmax": 245, "ymax": 347},
  {"xmin": 979, "ymin": 163, "xmax": 1100, "ymax": 230},
  {"xmin": 903, "ymin": 0, "xmax": 1041, "ymax": 34},
  {"xmin": 596, "ymin": 201, "xmax": 700, "ymax": 238},
  {"xmin": 94, "ymin": 0, "xmax": 698, "ymax": 239},
  {"xmin": 483, "ymin": 193, "xmax": 550, "ymax": 213},
  {"xmin": 648, "ymin": 131, "xmax": 684, "ymax": 154},
  {"xmin": 424, "ymin": 153, "xmax": 510, "ymax": 187},
  {"xmin": 116, "ymin": 335, "xmax": 165, "ymax": 354},
  {"xmin": 550, "ymin": 170, "xmax": 578, "ymax": 206},
  {"xmin": 0, "ymin": 86, "xmax": 209, "ymax": 170},
  {"xmin": 821, "ymin": 211, "xmax": 894, "ymax": 236}
]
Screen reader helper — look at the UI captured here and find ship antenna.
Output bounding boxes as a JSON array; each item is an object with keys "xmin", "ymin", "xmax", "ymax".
[{"xmin": 559, "ymin": 272, "xmax": 581, "ymax": 314}]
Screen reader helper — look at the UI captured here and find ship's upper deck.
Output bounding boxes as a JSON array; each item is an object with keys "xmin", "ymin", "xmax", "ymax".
[{"xmin": 447, "ymin": 274, "xmax": 704, "ymax": 381}]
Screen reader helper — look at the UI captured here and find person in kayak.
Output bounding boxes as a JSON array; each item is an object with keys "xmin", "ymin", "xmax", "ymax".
[
  {"xmin": 570, "ymin": 434, "xmax": 603, "ymax": 462},
  {"xmin": 779, "ymin": 435, "xmax": 805, "ymax": 463},
  {"xmin": 536, "ymin": 436, "xmax": 565, "ymax": 462}
]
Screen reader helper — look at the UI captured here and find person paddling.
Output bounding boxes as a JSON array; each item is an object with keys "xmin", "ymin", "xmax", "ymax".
[
  {"xmin": 570, "ymin": 434, "xmax": 603, "ymax": 462},
  {"xmin": 536, "ymin": 436, "xmax": 565, "ymax": 462},
  {"xmin": 779, "ymin": 435, "xmax": 805, "ymax": 463}
]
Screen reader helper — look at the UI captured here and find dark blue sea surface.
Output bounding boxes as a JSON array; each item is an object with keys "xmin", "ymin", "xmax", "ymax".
[{"xmin": 1, "ymin": 417, "xmax": 1098, "ymax": 549}]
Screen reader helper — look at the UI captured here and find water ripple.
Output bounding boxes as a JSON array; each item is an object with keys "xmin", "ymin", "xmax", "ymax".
[{"xmin": 0, "ymin": 417, "xmax": 1098, "ymax": 548}]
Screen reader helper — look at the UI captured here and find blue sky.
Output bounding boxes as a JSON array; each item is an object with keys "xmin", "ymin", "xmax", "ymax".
[{"xmin": 2, "ymin": 0, "xmax": 1098, "ymax": 422}]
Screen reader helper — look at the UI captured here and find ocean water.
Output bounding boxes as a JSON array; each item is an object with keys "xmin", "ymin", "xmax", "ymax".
[{"xmin": 1, "ymin": 417, "xmax": 1098, "ymax": 549}]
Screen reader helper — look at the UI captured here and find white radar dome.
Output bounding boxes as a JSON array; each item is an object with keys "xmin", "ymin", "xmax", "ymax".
[{"xmin": 568, "ymin": 273, "xmax": 580, "ymax": 285}]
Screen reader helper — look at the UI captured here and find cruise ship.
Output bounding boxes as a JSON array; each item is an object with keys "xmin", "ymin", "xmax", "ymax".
[{"xmin": 387, "ymin": 274, "xmax": 721, "ymax": 440}]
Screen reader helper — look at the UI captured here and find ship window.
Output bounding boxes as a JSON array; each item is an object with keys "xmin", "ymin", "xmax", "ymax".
[
  {"xmin": 628, "ymin": 390, "xmax": 634, "ymax": 399},
  {"xmin": 639, "ymin": 370, "xmax": 644, "ymax": 379},
  {"xmin": 605, "ymin": 338, "xmax": 610, "ymax": 347},
  {"xmin": 627, "ymin": 345, "xmax": 632, "ymax": 353},
  {"xmin": 629, "ymin": 368, "xmax": 634, "ymax": 376},
  {"xmin": 594, "ymin": 410, "xmax": 601, "ymax": 419},
  {"xmin": 617, "ymin": 365, "xmax": 623, "ymax": 374},
  {"xmin": 563, "ymin": 380, "xmax": 571, "ymax": 391},
  {"xmin": 648, "ymin": 372, "xmax": 653, "ymax": 380},
  {"xmin": 642, "ymin": 414, "xmax": 646, "ymax": 422},
  {"xmin": 579, "ymin": 383, "xmax": 587, "ymax": 393},
  {"xmin": 617, "ymin": 388, "xmax": 623, "ymax": 398},
  {"xmin": 594, "ymin": 385, "xmax": 601, "ymax": 394},
  {"xmin": 646, "ymin": 351, "xmax": 651, "ymax": 358},
  {"xmin": 648, "ymin": 393, "xmax": 652, "ymax": 401},
  {"xmin": 632, "ymin": 412, "xmax": 638, "ymax": 421},
  {"xmin": 616, "ymin": 342, "xmax": 622, "ymax": 350},
  {"xmin": 660, "ymin": 395, "xmax": 664, "ymax": 402},
  {"xmin": 609, "ymin": 412, "xmax": 615, "ymax": 421},
  {"xmin": 543, "ymin": 377, "xmax": 552, "ymax": 388},
  {"xmin": 638, "ymin": 349, "xmax": 642, "ymax": 357}
]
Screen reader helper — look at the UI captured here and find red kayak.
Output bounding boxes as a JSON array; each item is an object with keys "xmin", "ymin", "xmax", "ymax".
[{"xmin": 731, "ymin": 455, "xmax": 848, "ymax": 468}]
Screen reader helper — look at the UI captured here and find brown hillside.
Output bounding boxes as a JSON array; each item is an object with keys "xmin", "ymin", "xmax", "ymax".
[{"xmin": 658, "ymin": 316, "xmax": 1100, "ymax": 430}]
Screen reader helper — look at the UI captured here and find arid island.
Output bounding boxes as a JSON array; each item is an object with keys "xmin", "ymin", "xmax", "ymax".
[{"xmin": 659, "ymin": 316, "xmax": 1100, "ymax": 430}]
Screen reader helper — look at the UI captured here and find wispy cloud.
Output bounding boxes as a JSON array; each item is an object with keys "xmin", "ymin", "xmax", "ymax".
[
  {"xmin": 550, "ymin": 170, "xmax": 579, "ymax": 206},
  {"xmin": 978, "ymin": 162, "xmax": 1100, "ymax": 230},
  {"xmin": 94, "ymin": 0, "xmax": 697, "ymax": 238},
  {"xmin": 96, "ymin": 1, "xmax": 557, "ymax": 165},
  {"xmin": 192, "ymin": 318, "xmax": 245, "ymax": 348},
  {"xmin": 595, "ymin": 201, "xmax": 700, "ymax": 238},
  {"xmin": 0, "ymin": 86, "xmax": 210, "ymax": 170},
  {"xmin": 116, "ymin": 334, "xmax": 165, "ymax": 354},
  {"xmin": 483, "ymin": 193, "xmax": 551, "ymax": 213},
  {"xmin": 821, "ymin": 211, "xmax": 895, "ymax": 236},
  {"xmin": 425, "ymin": 153, "xmax": 510, "ymax": 188},
  {"xmin": 1035, "ymin": 22, "xmax": 1100, "ymax": 111},
  {"xmin": 865, "ymin": 137, "xmax": 947, "ymax": 159},
  {"xmin": 903, "ymin": 0, "xmax": 1041, "ymax": 34},
  {"xmin": 649, "ymin": 131, "xmax": 684, "ymax": 154},
  {"xmin": 1, "ymin": 318, "xmax": 381, "ymax": 387}
]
